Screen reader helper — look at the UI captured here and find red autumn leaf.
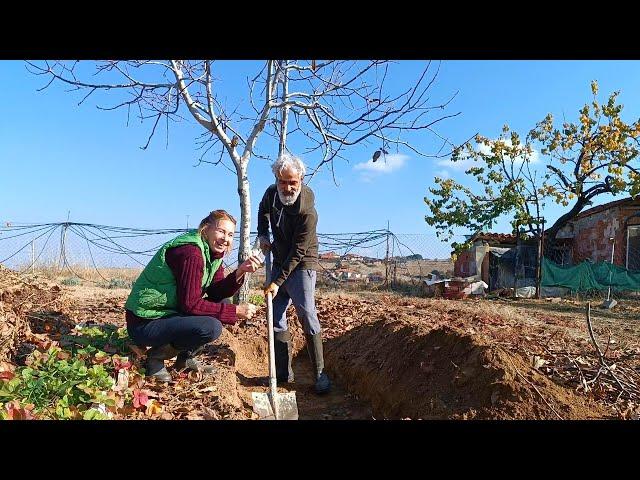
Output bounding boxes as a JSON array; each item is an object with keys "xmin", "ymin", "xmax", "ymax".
[
  {"xmin": 56, "ymin": 350, "xmax": 71, "ymax": 360},
  {"xmin": 0, "ymin": 361, "xmax": 16, "ymax": 380},
  {"xmin": 133, "ymin": 388, "xmax": 150, "ymax": 409},
  {"xmin": 113, "ymin": 358, "xmax": 132, "ymax": 371},
  {"xmin": 5, "ymin": 401, "xmax": 35, "ymax": 420}
]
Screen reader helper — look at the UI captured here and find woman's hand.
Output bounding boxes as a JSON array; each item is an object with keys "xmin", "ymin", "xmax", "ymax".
[
  {"xmin": 236, "ymin": 303, "xmax": 257, "ymax": 320},
  {"xmin": 236, "ymin": 254, "xmax": 263, "ymax": 281}
]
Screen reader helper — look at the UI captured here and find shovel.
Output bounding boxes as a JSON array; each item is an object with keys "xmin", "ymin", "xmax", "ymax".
[{"xmin": 251, "ymin": 249, "xmax": 299, "ymax": 420}]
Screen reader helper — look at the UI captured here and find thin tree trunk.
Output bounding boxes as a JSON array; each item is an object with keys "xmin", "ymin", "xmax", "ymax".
[
  {"xmin": 235, "ymin": 163, "xmax": 251, "ymax": 304},
  {"xmin": 278, "ymin": 60, "xmax": 289, "ymax": 158}
]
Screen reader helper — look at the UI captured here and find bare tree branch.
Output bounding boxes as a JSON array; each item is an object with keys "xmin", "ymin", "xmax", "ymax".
[{"xmin": 29, "ymin": 59, "xmax": 456, "ymax": 300}]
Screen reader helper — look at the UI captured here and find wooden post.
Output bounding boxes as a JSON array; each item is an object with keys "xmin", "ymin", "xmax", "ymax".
[
  {"xmin": 385, "ymin": 221, "xmax": 390, "ymax": 290},
  {"xmin": 58, "ymin": 211, "xmax": 70, "ymax": 271},
  {"xmin": 513, "ymin": 221, "xmax": 519, "ymax": 296},
  {"xmin": 536, "ymin": 218, "xmax": 545, "ymax": 300}
]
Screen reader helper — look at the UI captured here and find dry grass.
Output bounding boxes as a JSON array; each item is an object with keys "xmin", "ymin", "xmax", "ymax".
[{"xmin": 23, "ymin": 265, "xmax": 142, "ymax": 287}]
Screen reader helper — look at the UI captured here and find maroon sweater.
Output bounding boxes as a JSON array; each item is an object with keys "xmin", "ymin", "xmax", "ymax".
[{"xmin": 126, "ymin": 244, "xmax": 243, "ymax": 326}]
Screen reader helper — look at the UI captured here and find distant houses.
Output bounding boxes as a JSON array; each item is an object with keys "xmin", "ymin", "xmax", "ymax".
[
  {"xmin": 334, "ymin": 268, "xmax": 363, "ymax": 282},
  {"xmin": 319, "ymin": 251, "xmax": 340, "ymax": 260},
  {"xmin": 318, "ymin": 251, "xmax": 379, "ymax": 264}
]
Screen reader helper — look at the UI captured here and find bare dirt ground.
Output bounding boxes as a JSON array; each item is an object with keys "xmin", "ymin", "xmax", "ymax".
[{"xmin": 3, "ymin": 265, "xmax": 640, "ymax": 420}]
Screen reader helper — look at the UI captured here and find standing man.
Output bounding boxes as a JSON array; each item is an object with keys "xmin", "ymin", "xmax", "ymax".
[{"xmin": 257, "ymin": 152, "xmax": 331, "ymax": 394}]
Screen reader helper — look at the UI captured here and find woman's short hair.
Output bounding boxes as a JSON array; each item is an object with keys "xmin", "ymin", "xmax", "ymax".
[{"xmin": 198, "ymin": 209, "xmax": 236, "ymax": 237}]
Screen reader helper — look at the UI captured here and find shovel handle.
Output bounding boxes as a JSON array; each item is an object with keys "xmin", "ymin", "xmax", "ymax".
[
  {"xmin": 265, "ymin": 248, "xmax": 271, "ymax": 285},
  {"xmin": 264, "ymin": 250, "xmax": 279, "ymax": 418}
]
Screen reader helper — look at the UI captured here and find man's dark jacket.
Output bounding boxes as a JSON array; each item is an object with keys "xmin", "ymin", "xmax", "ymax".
[{"xmin": 257, "ymin": 183, "xmax": 319, "ymax": 286}]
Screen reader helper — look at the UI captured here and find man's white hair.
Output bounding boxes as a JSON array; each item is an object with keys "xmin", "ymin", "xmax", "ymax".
[{"xmin": 272, "ymin": 152, "xmax": 306, "ymax": 179}]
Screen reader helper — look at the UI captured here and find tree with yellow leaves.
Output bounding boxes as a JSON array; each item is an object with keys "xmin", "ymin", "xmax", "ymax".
[{"xmin": 425, "ymin": 81, "xmax": 640, "ymax": 253}]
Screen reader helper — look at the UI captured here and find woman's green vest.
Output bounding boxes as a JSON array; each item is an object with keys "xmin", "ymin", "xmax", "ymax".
[{"xmin": 124, "ymin": 231, "xmax": 222, "ymax": 319}]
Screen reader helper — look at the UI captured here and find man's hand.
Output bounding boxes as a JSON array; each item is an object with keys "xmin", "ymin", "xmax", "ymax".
[
  {"xmin": 263, "ymin": 282, "xmax": 279, "ymax": 298},
  {"xmin": 236, "ymin": 303, "xmax": 257, "ymax": 320},
  {"xmin": 259, "ymin": 235, "xmax": 271, "ymax": 254}
]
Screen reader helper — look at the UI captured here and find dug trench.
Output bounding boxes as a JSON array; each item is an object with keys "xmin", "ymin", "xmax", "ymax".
[{"xmin": 224, "ymin": 296, "xmax": 612, "ymax": 420}]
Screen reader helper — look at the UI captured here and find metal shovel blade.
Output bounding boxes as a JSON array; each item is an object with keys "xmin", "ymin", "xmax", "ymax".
[{"xmin": 252, "ymin": 391, "xmax": 299, "ymax": 420}]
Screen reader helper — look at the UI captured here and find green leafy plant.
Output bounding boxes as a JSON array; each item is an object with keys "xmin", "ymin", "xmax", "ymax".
[
  {"xmin": 64, "ymin": 324, "xmax": 132, "ymax": 356},
  {"xmin": 0, "ymin": 346, "xmax": 116, "ymax": 419},
  {"xmin": 248, "ymin": 294, "xmax": 265, "ymax": 306},
  {"xmin": 0, "ymin": 333, "xmax": 145, "ymax": 420}
]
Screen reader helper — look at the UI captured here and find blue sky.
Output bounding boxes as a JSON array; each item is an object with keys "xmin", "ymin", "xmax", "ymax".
[{"xmin": 2, "ymin": 60, "xmax": 640, "ymax": 244}]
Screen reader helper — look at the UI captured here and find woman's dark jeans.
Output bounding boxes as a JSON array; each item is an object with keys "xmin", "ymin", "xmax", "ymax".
[{"xmin": 127, "ymin": 314, "xmax": 223, "ymax": 352}]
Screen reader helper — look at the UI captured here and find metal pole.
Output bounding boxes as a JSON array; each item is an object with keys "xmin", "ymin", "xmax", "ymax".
[
  {"xmin": 391, "ymin": 234, "xmax": 396, "ymax": 289},
  {"xmin": 58, "ymin": 211, "xmax": 70, "ymax": 271},
  {"xmin": 58, "ymin": 225, "xmax": 65, "ymax": 271},
  {"xmin": 626, "ymin": 227, "xmax": 630, "ymax": 270},
  {"xmin": 31, "ymin": 239, "xmax": 35, "ymax": 274},
  {"xmin": 607, "ymin": 237, "xmax": 615, "ymax": 302}
]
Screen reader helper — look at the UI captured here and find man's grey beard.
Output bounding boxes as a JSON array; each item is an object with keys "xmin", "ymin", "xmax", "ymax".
[{"xmin": 277, "ymin": 186, "xmax": 301, "ymax": 206}]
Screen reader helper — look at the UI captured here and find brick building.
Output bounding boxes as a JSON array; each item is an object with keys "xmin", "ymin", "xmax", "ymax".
[
  {"xmin": 554, "ymin": 196, "xmax": 640, "ymax": 269},
  {"xmin": 453, "ymin": 233, "xmax": 518, "ymax": 284}
]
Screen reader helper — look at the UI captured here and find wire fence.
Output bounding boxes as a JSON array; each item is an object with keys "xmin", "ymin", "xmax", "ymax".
[
  {"xmin": 0, "ymin": 222, "xmax": 458, "ymax": 294},
  {"xmin": 5, "ymin": 221, "xmax": 640, "ymax": 301}
]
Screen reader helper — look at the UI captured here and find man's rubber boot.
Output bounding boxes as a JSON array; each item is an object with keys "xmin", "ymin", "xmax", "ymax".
[
  {"xmin": 174, "ymin": 346, "xmax": 217, "ymax": 374},
  {"xmin": 274, "ymin": 330, "xmax": 295, "ymax": 383},
  {"xmin": 146, "ymin": 344, "xmax": 181, "ymax": 382},
  {"xmin": 305, "ymin": 332, "xmax": 331, "ymax": 394}
]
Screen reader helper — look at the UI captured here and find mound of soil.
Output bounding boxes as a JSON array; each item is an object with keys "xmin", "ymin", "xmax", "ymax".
[{"xmin": 325, "ymin": 317, "xmax": 612, "ymax": 419}]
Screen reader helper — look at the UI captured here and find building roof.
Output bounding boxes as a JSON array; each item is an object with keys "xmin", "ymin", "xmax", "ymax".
[
  {"xmin": 572, "ymin": 196, "xmax": 639, "ymax": 221},
  {"xmin": 470, "ymin": 233, "xmax": 518, "ymax": 244}
]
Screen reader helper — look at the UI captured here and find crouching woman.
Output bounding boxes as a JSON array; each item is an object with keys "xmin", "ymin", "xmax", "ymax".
[{"xmin": 125, "ymin": 210, "xmax": 261, "ymax": 382}]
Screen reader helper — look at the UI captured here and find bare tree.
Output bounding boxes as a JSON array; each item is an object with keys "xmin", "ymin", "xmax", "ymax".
[{"xmin": 27, "ymin": 60, "xmax": 459, "ymax": 301}]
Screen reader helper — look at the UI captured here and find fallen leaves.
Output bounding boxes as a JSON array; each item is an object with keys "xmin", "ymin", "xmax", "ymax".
[
  {"xmin": 132, "ymin": 388, "xmax": 153, "ymax": 409},
  {"xmin": 531, "ymin": 355, "xmax": 548, "ymax": 370},
  {"xmin": 0, "ymin": 361, "xmax": 15, "ymax": 380},
  {"xmin": 145, "ymin": 399, "xmax": 162, "ymax": 416},
  {"xmin": 4, "ymin": 400, "xmax": 35, "ymax": 420}
]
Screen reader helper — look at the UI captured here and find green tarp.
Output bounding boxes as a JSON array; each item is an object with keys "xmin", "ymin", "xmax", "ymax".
[{"xmin": 542, "ymin": 257, "xmax": 640, "ymax": 292}]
